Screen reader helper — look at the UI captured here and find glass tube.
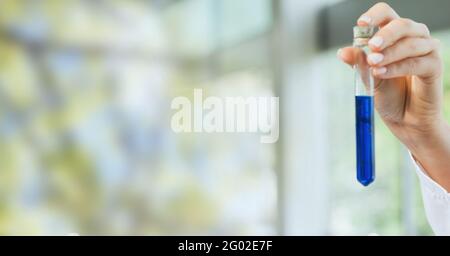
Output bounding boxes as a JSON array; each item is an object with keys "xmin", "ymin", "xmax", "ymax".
[{"xmin": 353, "ymin": 26, "xmax": 375, "ymax": 186}]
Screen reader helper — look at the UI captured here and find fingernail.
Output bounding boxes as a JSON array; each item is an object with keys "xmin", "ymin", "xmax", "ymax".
[
  {"xmin": 373, "ymin": 67, "xmax": 387, "ymax": 75},
  {"xmin": 368, "ymin": 53, "xmax": 384, "ymax": 64},
  {"xmin": 369, "ymin": 36, "xmax": 384, "ymax": 48},
  {"xmin": 358, "ymin": 16, "xmax": 372, "ymax": 25},
  {"xmin": 337, "ymin": 48, "xmax": 342, "ymax": 57}
]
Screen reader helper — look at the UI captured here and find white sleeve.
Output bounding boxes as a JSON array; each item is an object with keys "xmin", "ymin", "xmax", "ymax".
[{"xmin": 410, "ymin": 153, "xmax": 450, "ymax": 235}]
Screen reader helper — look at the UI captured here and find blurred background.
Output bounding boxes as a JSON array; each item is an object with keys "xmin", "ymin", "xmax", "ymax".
[{"xmin": 0, "ymin": 0, "xmax": 449, "ymax": 235}]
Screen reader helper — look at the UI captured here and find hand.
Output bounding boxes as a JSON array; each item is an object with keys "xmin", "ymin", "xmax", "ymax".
[{"xmin": 337, "ymin": 2, "xmax": 450, "ymax": 190}]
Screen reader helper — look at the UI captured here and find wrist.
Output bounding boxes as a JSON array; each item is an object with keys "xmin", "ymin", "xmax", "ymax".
[
  {"xmin": 401, "ymin": 117, "xmax": 449, "ymax": 155},
  {"xmin": 404, "ymin": 118, "xmax": 450, "ymax": 191}
]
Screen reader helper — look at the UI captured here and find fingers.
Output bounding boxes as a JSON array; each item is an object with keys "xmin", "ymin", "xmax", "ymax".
[
  {"xmin": 357, "ymin": 2, "xmax": 430, "ymax": 52},
  {"xmin": 357, "ymin": 2, "xmax": 399, "ymax": 27},
  {"xmin": 337, "ymin": 47, "xmax": 357, "ymax": 65},
  {"xmin": 339, "ymin": 2, "xmax": 441, "ymax": 82},
  {"xmin": 372, "ymin": 52, "xmax": 442, "ymax": 80},
  {"xmin": 367, "ymin": 38, "xmax": 438, "ymax": 67},
  {"xmin": 368, "ymin": 18, "xmax": 430, "ymax": 51}
]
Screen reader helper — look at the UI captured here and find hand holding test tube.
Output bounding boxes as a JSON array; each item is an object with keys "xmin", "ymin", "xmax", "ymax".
[{"xmin": 337, "ymin": 3, "xmax": 450, "ymax": 190}]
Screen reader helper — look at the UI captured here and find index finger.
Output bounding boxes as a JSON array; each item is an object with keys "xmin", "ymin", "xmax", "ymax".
[
  {"xmin": 337, "ymin": 46, "xmax": 371, "ymax": 70},
  {"xmin": 338, "ymin": 47, "xmax": 357, "ymax": 66},
  {"xmin": 357, "ymin": 2, "xmax": 400, "ymax": 27}
]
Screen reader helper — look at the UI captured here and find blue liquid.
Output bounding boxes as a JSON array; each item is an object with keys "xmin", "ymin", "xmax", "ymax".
[{"xmin": 355, "ymin": 96, "xmax": 375, "ymax": 186}]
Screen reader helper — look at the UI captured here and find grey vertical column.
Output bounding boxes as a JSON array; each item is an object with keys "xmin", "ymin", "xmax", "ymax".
[{"xmin": 274, "ymin": 0, "xmax": 336, "ymax": 235}]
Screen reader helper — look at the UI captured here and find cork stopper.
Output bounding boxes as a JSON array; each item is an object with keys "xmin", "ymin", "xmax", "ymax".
[{"xmin": 353, "ymin": 26, "xmax": 375, "ymax": 39}]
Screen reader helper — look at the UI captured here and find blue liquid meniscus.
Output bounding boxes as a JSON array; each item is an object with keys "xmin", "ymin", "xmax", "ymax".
[{"xmin": 355, "ymin": 95, "xmax": 375, "ymax": 186}]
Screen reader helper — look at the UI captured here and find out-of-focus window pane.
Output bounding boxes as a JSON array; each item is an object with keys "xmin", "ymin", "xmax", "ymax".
[
  {"xmin": 163, "ymin": 0, "xmax": 215, "ymax": 57},
  {"xmin": 163, "ymin": 0, "xmax": 272, "ymax": 57},
  {"xmin": 218, "ymin": 0, "xmax": 272, "ymax": 47},
  {"xmin": 0, "ymin": 0, "xmax": 276, "ymax": 235}
]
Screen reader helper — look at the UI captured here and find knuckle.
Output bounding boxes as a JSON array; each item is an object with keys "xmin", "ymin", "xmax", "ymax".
[
  {"xmin": 375, "ymin": 2, "xmax": 391, "ymax": 11},
  {"xmin": 382, "ymin": 46, "xmax": 397, "ymax": 61},
  {"xmin": 413, "ymin": 38, "xmax": 431, "ymax": 54},
  {"xmin": 428, "ymin": 51, "xmax": 439, "ymax": 62},
  {"xmin": 432, "ymin": 38, "xmax": 442, "ymax": 50},
  {"xmin": 427, "ymin": 52, "xmax": 444, "ymax": 75},
  {"xmin": 382, "ymin": 28, "xmax": 395, "ymax": 40},
  {"xmin": 397, "ymin": 18, "xmax": 414, "ymax": 28},
  {"xmin": 407, "ymin": 39, "xmax": 420, "ymax": 52},
  {"xmin": 418, "ymin": 23, "xmax": 431, "ymax": 36}
]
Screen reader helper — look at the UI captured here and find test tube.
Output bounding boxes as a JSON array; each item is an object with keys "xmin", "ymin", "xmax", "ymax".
[{"xmin": 353, "ymin": 26, "xmax": 375, "ymax": 186}]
